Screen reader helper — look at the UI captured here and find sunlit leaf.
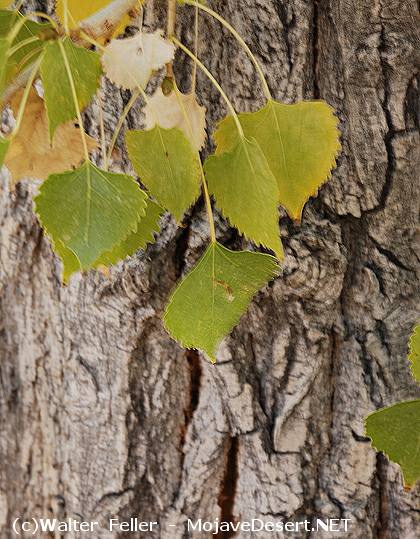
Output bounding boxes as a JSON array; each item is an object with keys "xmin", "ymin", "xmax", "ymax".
[
  {"xmin": 204, "ymin": 136, "xmax": 283, "ymax": 258},
  {"xmin": 5, "ymin": 88, "xmax": 96, "ymax": 185},
  {"xmin": 144, "ymin": 87, "xmax": 206, "ymax": 151},
  {"xmin": 366, "ymin": 400, "xmax": 420, "ymax": 488},
  {"xmin": 102, "ymin": 31, "xmax": 175, "ymax": 90},
  {"xmin": 56, "ymin": 0, "xmax": 131, "ymax": 37},
  {"xmin": 164, "ymin": 242, "xmax": 279, "ymax": 362},
  {"xmin": 35, "ymin": 161, "xmax": 147, "ymax": 271},
  {"xmin": 408, "ymin": 324, "xmax": 420, "ymax": 384},
  {"xmin": 40, "ymin": 37, "xmax": 102, "ymax": 139},
  {"xmin": 214, "ymin": 100, "xmax": 340, "ymax": 220},
  {"xmin": 126, "ymin": 126, "xmax": 200, "ymax": 221},
  {"xmin": 94, "ymin": 199, "xmax": 163, "ymax": 267}
]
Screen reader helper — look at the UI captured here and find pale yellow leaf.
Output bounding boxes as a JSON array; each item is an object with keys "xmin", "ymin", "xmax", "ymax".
[
  {"xmin": 6, "ymin": 89, "xmax": 96, "ymax": 185},
  {"xmin": 56, "ymin": 0, "xmax": 132, "ymax": 41},
  {"xmin": 144, "ymin": 88, "xmax": 206, "ymax": 151},
  {"xmin": 102, "ymin": 31, "xmax": 175, "ymax": 90}
]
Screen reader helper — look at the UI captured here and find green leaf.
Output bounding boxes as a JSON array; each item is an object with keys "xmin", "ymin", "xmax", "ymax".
[
  {"xmin": 35, "ymin": 161, "xmax": 147, "ymax": 271},
  {"xmin": 126, "ymin": 126, "xmax": 200, "ymax": 221},
  {"xmin": 204, "ymin": 137, "xmax": 283, "ymax": 258},
  {"xmin": 0, "ymin": 10, "xmax": 51, "ymax": 91},
  {"xmin": 408, "ymin": 324, "xmax": 420, "ymax": 384},
  {"xmin": 365, "ymin": 400, "xmax": 420, "ymax": 488},
  {"xmin": 0, "ymin": 135, "xmax": 10, "ymax": 166},
  {"xmin": 164, "ymin": 242, "xmax": 279, "ymax": 362},
  {"xmin": 214, "ymin": 100, "xmax": 340, "ymax": 221},
  {"xmin": 94, "ymin": 199, "xmax": 163, "ymax": 267},
  {"xmin": 40, "ymin": 37, "xmax": 102, "ymax": 139}
]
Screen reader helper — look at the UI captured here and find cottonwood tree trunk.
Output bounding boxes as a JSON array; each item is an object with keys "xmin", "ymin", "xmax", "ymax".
[{"xmin": 0, "ymin": 0, "xmax": 419, "ymax": 538}]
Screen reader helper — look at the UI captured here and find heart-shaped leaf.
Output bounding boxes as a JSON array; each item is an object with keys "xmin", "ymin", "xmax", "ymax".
[
  {"xmin": 164, "ymin": 242, "xmax": 279, "ymax": 362},
  {"xmin": 204, "ymin": 136, "xmax": 283, "ymax": 258},
  {"xmin": 214, "ymin": 100, "xmax": 340, "ymax": 221},
  {"xmin": 102, "ymin": 31, "xmax": 174, "ymax": 90},
  {"xmin": 35, "ymin": 161, "xmax": 147, "ymax": 271},
  {"xmin": 126, "ymin": 126, "xmax": 200, "ymax": 221},
  {"xmin": 40, "ymin": 37, "xmax": 102, "ymax": 139}
]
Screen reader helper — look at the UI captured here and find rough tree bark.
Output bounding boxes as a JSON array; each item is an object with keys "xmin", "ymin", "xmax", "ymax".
[{"xmin": 0, "ymin": 0, "xmax": 419, "ymax": 538}]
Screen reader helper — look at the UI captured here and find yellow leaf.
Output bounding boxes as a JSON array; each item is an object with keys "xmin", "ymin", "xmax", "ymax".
[
  {"xmin": 6, "ymin": 88, "xmax": 96, "ymax": 186},
  {"xmin": 56, "ymin": 0, "xmax": 132, "ymax": 41},
  {"xmin": 102, "ymin": 31, "xmax": 175, "ymax": 90},
  {"xmin": 144, "ymin": 88, "xmax": 207, "ymax": 151}
]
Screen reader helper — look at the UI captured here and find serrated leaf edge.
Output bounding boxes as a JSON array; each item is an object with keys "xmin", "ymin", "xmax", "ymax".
[
  {"xmin": 364, "ymin": 400, "xmax": 420, "ymax": 488},
  {"xmin": 34, "ymin": 163, "xmax": 147, "ymax": 278},
  {"xmin": 162, "ymin": 243, "xmax": 279, "ymax": 362},
  {"xmin": 126, "ymin": 125, "xmax": 201, "ymax": 222}
]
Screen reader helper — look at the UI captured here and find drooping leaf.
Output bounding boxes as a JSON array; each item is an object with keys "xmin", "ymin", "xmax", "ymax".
[
  {"xmin": 40, "ymin": 37, "xmax": 102, "ymax": 139},
  {"xmin": 94, "ymin": 199, "xmax": 163, "ymax": 267},
  {"xmin": 0, "ymin": 10, "xmax": 52, "ymax": 93},
  {"xmin": 214, "ymin": 100, "xmax": 341, "ymax": 221},
  {"xmin": 102, "ymin": 31, "xmax": 175, "ymax": 90},
  {"xmin": 5, "ymin": 88, "xmax": 96, "ymax": 185},
  {"xmin": 365, "ymin": 400, "xmax": 420, "ymax": 488},
  {"xmin": 35, "ymin": 161, "xmax": 147, "ymax": 270},
  {"xmin": 144, "ymin": 87, "xmax": 206, "ymax": 151},
  {"xmin": 56, "ymin": 0, "xmax": 131, "ymax": 40},
  {"xmin": 204, "ymin": 136, "xmax": 283, "ymax": 258},
  {"xmin": 0, "ymin": 135, "xmax": 10, "ymax": 166},
  {"xmin": 126, "ymin": 126, "xmax": 200, "ymax": 221},
  {"xmin": 164, "ymin": 242, "xmax": 279, "ymax": 362},
  {"xmin": 408, "ymin": 324, "xmax": 420, "ymax": 384}
]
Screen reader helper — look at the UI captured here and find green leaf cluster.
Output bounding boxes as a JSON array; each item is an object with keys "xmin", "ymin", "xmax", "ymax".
[{"xmin": 0, "ymin": 1, "xmax": 341, "ymax": 362}]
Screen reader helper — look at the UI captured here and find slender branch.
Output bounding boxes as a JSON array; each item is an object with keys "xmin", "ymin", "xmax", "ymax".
[
  {"xmin": 58, "ymin": 40, "xmax": 90, "ymax": 161},
  {"xmin": 183, "ymin": 0, "xmax": 272, "ymax": 100},
  {"xmin": 172, "ymin": 37, "xmax": 244, "ymax": 137},
  {"xmin": 173, "ymin": 82, "xmax": 216, "ymax": 243}
]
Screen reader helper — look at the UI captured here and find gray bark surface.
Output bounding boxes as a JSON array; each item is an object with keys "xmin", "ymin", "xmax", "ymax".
[{"xmin": 0, "ymin": 0, "xmax": 419, "ymax": 538}]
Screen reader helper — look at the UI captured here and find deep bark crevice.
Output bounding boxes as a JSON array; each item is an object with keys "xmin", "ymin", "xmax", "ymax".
[{"xmin": 216, "ymin": 436, "xmax": 239, "ymax": 538}]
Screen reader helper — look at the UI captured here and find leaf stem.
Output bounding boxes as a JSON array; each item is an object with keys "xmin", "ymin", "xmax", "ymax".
[
  {"xmin": 191, "ymin": 2, "xmax": 199, "ymax": 93},
  {"xmin": 58, "ymin": 39, "xmax": 90, "ymax": 162},
  {"xmin": 106, "ymin": 89, "xmax": 141, "ymax": 169},
  {"xmin": 12, "ymin": 57, "xmax": 42, "ymax": 136},
  {"xmin": 8, "ymin": 35, "xmax": 39, "ymax": 56},
  {"xmin": 172, "ymin": 37, "xmax": 244, "ymax": 138},
  {"xmin": 166, "ymin": 0, "xmax": 177, "ymax": 77},
  {"xmin": 183, "ymin": 0, "xmax": 272, "ymax": 100},
  {"xmin": 167, "ymin": 0, "xmax": 177, "ymax": 37},
  {"xmin": 97, "ymin": 90, "xmax": 107, "ymax": 168},
  {"xmin": 173, "ymin": 82, "xmax": 216, "ymax": 243},
  {"xmin": 63, "ymin": 0, "xmax": 70, "ymax": 35}
]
